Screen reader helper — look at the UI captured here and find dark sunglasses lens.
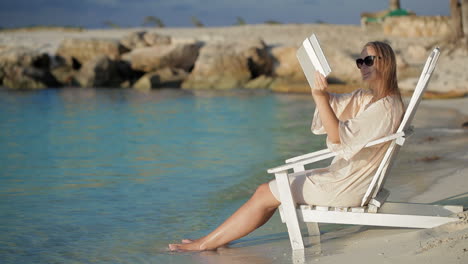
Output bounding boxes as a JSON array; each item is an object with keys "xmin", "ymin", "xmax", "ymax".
[
  {"xmin": 356, "ymin": 56, "xmax": 375, "ymax": 69},
  {"xmin": 364, "ymin": 56, "xmax": 375, "ymax": 66},
  {"xmin": 356, "ymin": 59, "xmax": 364, "ymax": 68}
]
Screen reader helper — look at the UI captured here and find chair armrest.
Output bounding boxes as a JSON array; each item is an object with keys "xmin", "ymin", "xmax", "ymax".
[
  {"xmin": 267, "ymin": 151, "xmax": 336, "ymax": 174},
  {"xmin": 267, "ymin": 131, "xmax": 408, "ymax": 174},
  {"xmin": 285, "ymin": 148, "xmax": 332, "ymax": 163}
]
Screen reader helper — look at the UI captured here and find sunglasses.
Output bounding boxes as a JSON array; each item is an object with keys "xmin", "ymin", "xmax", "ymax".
[{"xmin": 356, "ymin": 56, "xmax": 380, "ymax": 69}]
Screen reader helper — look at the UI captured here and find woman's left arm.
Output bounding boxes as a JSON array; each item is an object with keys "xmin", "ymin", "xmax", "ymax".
[{"xmin": 312, "ymin": 71, "xmax": 340, "ymax": 143}]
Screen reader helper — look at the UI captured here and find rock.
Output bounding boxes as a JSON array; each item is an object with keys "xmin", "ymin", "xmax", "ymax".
[
  {"xmin": 56, "ymin": 38, "xmax": 128, "ymax": 66},
  {"xmin": 269, "ymin": 78, "xmax": 310, "ymax": 93},
  {"xmin": 170, "ymin": 37, "xmax": 198, "ymax": 45},
  {"xmin": 115, "ymin": 60, "xmax": 144, "ymax": 86},
  {"xmin": 0, "ymin": 47, "xmax": 58, "ymax": 89},
  {"xmin": 245, "ymin": 75, "xmax": 274, "ymax": 89},
  {"xmin": 271, "ymin": 45, "xmax": 360, "ymax": 85},
  {"xmin": 239, "ymin": 38, "xmax": 273, "ymax": 78},
  {"xmin": 123, "ymin": 43, "xmax": 201, "ymax": 72},
  {"xmin": 326, "ymin": 49, "xmax": 360, "ymax": 84},
  {"xmin": 182, "ymin": 42, "xmax": 251, "ymax": 90},
  {"xmin": 3, "ymin": 66, "xmax": 60, "ymax": 89},
  {"xmin": 53, "ymin": 68, "xmax": 77, "ymax": 86},
  {"xmin": 120, "ymin": 31, "xmax": 148, "ymax": 50},
  {"xmin": 182, "ymin": 39, "xmax": 273, "ymax": 90},
  {"xmin": 407, "ymin": 45, "xmax": 429, "ymax": 61},
  {"xmin": 0, "ymin": 47, "xmax": 50, "ymax": 68},
  {"xmin": 132, "ymin": 67, "xmax": 188, "ymax": 90},
  {"xmin": 143, "ymin": 32, "xmax": 171, "ymax": 46},
  {"xmin": 271, "ymin": 46, "xmax": 306, "ymax": 81},
  {"xmin": 398, "ymin": 77, "xmax": 418, "ymax": 92},
  {"xmin": 154, "ymin": 67, "xmax": 188, "ymax": 87},
  {"xmin": 75, "ymin": 55, "xmax": 124, "ymax": 88},
  {"xmin": 395, "ymin": 53, "xmax": 409, "ymax": 70},
  {"xmin": 420, "ymin": 51, "xmax": 468, "ymax": 94},
  {"xmin": 383, "ymin": 16, "xmax": 452, "ymax": 37},
  {"xmin": 49, "ymin": 55, "xmax": 138, "ymax": 88},
  {"xmin": 399, "ymin": 52, "xmax": 468, "ymax": 95},
  {"xmin": 49, "ymin": 55, "xmax": 79, "ymax": 86},
  {"xmin": 50, "ymin": 66, "xmax": 77, "ymax": 86},
  {"xmin": 0, "ymin": 45, "xmax": 11, "ymax": 53},
  {"xmin": 0, "ymin": 68, "xmax": 4, "ymax": 85},
  {"xmin": 120, "ymin": 31, "xmax": 171, "ymax": 50},
  {"xmin": 132, "ymin": 73, "xmax": 155, "ymax": 90},
  {"xmin": 120, "ymin": 80, "xmax": 131, "ymax": 88}
]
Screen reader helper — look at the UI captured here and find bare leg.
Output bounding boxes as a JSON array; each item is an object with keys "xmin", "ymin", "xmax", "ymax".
[
  {"xmin": 169, "ymin": 182, "xmax": 280, "ymax": 251},
  {"xmin": 180, "ymin": 208, "xmax": 275, "ymax": 245},
  {"xmin": 179, "ymin": 208, "xmax": 276, "ymax": 245}
]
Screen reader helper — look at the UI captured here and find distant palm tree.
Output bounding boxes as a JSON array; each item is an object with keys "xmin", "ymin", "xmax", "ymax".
[
  {"xmin": 191, "ymin": 16, "xmax": 204, "ymax": 27},
  {"xmin": 236, "ymin": 17, "xmax": 246, "ymax": 25},
  {"xmin": 389, "ymin": 0, "xmax": 401, "ymax": 10},
  {"xmin": 103, "ymin": 20, "xmax": 120, "ymax": 28},
  {"xmin": 264, "ymin": 20, "xmax": 282, "ymax": 25},
  {"xmin": 463, "ymin": 0, "xmax": 468, "ymax": 36},
  {"xmin": 450, "ymin": 0, "xmax": 465, "ymax": 39},
  {"xmin": 143, "ymin": 16, "xmax": 165, "ymax": 27}
]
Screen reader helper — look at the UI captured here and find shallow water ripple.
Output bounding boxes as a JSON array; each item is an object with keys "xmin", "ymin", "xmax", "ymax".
[{"xmin": 0, "ymin": 88, "xmax": 324, "ymax": 263}]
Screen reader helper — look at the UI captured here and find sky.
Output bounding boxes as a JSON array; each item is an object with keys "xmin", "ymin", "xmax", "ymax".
[{"xmin": 0, "ymin": 0, "xmax": 450, "ymax": 29}]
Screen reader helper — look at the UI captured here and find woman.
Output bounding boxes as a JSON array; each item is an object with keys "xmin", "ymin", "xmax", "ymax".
[{"xmin": 168, "ymin": 41, "xmax": 404, "ymax": 252}]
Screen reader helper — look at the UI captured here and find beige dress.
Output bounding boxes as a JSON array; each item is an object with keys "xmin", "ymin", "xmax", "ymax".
[{"xmin": 269, "ymin": 89, "xmax": 404, "ymax": 207}]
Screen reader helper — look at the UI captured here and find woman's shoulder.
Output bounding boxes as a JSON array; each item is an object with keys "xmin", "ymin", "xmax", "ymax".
[
  {"xmin": 381, "ymin": 94, "xmax": 404, "ymax": 108},
  {"xmin": 374, "ymin": 94, "xmax": 405, "ymax": 117},
  {"xmin": 330, "ymin": 88, "xmax": 371, "ymax": 100},
  {"xmin": 354, "ymin": 88, "xmax": 372, "ymax": 95},
  {"xmin": 352, "ymin": 88, "xmax": 374, "ymax": 105},
  {"xmin": 337, "ymin": 88, "xmax": 370, "ymax": 96}
]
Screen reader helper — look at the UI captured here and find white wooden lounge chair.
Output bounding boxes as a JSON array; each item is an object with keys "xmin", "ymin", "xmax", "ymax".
[{"xmin": 267, "ymin": 47, "xmax": 464, "ymax": 250}]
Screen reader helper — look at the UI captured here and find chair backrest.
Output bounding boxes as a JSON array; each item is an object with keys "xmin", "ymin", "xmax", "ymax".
[
  {"xmin": 396, "ymin": 48, "xmax": 441, "ymax": 133},
  {"xmin": 360, "ymin": 48, "xmax": 441, "ymax": 206}
]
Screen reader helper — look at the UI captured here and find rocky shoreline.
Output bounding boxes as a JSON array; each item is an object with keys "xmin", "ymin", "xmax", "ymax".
[{"xmin": 0, "ymin": 23, "xmax": 467, "ymax": 96}]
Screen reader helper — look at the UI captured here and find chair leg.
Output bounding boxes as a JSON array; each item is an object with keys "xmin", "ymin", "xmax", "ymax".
[
  {"xmin": 275, "ymin": 172, "xmax": 305, "ymax": 250},
  {"xmin": 306, "ymin": 222, "xmax": 320, "ymax": 236}
]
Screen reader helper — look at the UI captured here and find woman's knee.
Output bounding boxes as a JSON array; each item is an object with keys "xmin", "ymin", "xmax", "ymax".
[
  {"xmin": 253, "ymin": 183, "xmax": 280, "ymax": 207},
  {"xmin": 254, "ymin": 183, "xmax": 270, "ymax": 196},
  {"xmin": 260, "ymin": 182, "xmax": 270, "ymax": 190}
]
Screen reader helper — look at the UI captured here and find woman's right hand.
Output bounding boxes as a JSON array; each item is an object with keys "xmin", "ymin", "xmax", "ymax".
[
  {"xmin": 311, "ymin": 71, "xmax": 339, "ymax": 143},
  {"xmin": 312, "ymin": 71, "xmax": 328, "ymax": 97}
]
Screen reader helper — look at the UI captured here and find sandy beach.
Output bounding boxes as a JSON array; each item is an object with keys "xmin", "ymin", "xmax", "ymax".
[
  {"xmin": 308, "ymin": 97, "xmax": 468, "ymax": 263},
  {"xmin": 1, "ymin": 24, "xmax": 467, "ymax": 263}
]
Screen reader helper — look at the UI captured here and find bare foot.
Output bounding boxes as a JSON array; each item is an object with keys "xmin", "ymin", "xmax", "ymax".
[
  {"xmin": 181, "ymin": 239, "xmax": 194, "ymax": 244},
  {"xmin": 168, "ymin": 241, "xmax": 208, "ymax": 252},
  {"xmin": 181, "ymin": 236, "xmax": 207, "ymax": 244}
]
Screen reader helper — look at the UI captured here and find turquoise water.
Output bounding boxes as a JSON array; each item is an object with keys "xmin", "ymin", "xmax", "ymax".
[{"xmin": 0, "ymin": 88, "xmax": 326, "ymax": 263}]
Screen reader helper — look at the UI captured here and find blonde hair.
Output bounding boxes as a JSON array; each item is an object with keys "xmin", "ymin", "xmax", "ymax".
[{"xmin": 364, "ymin": 41, "xmax": 402, "ymax": 102}]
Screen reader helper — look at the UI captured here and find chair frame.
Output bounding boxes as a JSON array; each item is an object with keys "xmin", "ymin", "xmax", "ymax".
[{"xmin": 267, "ymin": 48, "xmax": 463, "ymax": 250}]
